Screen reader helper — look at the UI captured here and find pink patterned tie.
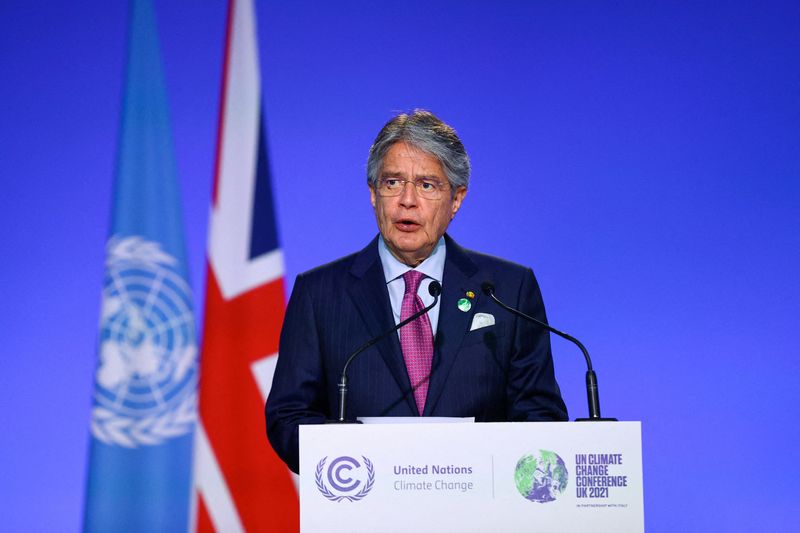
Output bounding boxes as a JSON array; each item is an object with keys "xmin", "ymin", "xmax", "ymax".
[{"xmin": 399, "ymin": 270, "xmax": 434, "ymax": 415}]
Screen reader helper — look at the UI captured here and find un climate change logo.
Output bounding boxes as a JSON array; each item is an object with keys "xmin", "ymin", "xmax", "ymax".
[
  {"xmin": 515, "ymin": 450, "xmax": 569, "ymax": 503},
  {"xmin": 315, "ymin": 456, "xmax": 375, "ymax": 502},
  {"xmin": 91, "ymin": 236, "xmax": 197, "ymax": 448}
]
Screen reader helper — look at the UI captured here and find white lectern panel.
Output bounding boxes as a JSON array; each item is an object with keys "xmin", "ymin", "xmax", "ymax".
[{"xmin": 300, "ymin": 421, "xmax": 643, "ymax": 533}]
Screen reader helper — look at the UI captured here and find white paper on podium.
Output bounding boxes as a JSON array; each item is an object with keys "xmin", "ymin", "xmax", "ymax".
[{"xmin": 357, "ymin": 416, "xmax": 474, "ymax": 424}]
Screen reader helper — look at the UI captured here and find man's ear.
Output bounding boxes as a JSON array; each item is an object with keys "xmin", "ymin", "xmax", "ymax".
[
  {"xmin": 451, "ymin": 186, "xmax": 467, "ymax": 219},
  {"xmin": 369, "ymin": 184, "xmax": 377, "ymax": 209}
]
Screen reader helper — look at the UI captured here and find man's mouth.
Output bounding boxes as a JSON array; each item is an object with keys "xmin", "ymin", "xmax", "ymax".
[{"xmin": 394, "ymin": 219, "xmax": 420, "ymax": 231}]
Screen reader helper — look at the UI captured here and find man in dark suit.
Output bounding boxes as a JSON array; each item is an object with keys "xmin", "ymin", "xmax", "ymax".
[{"xmin": 266, "ymin": 110, "xmax": 567, "ymax": 474}]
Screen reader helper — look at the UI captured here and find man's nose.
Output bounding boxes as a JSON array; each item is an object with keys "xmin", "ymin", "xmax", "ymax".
[{"xmin": 398, "ymin": 180, "xmax": 418, "ymax": 206}]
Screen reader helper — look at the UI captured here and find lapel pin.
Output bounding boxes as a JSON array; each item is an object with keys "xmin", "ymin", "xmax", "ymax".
[
  {"xmin": 466, "ymin": 290, "xmax": 475, "ymax": 299},
  {"xmin": 457, "ymin": 298, "xmax": 472, "ymax": 312}
]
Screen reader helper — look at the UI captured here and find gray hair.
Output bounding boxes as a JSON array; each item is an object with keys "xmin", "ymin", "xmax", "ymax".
[{"xmin": 367, "ymin": 110, "xmax": 471, "ymax": 194}]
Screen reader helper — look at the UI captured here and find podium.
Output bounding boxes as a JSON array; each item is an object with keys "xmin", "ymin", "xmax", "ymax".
[{"xmin": 300, "ymin": 421, "xmax": 643, "ymax": 532}]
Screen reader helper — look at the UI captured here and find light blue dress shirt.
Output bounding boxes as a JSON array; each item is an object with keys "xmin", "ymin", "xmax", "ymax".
[{"xmin": 378, "ymin": 235, "xmax": 445, "ymax": 336}]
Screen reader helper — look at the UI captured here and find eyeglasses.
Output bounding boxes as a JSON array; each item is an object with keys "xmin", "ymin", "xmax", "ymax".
[{"xmin": 375, "ymin": 177, "xmax": 449, "ymax": 200}]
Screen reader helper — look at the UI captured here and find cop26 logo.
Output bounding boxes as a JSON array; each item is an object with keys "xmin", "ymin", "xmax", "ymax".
[
  {"xmin": 91, "ymin": 236, "xmax": 197, "ymax": 447},
  {"xmin": 315, "ymin": 456, "xmax": 375, "ymax": 502}
]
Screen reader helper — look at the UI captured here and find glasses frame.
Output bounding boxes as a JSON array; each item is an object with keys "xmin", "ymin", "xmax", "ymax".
[{"xmin": 374, "ymin": 177, "xmax": 450, "ymax": 200}]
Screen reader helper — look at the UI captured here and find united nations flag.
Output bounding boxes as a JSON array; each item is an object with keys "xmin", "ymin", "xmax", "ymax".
[{"xmin": 83, "ymin": 1, "xmax": 197, "ymax": 531}]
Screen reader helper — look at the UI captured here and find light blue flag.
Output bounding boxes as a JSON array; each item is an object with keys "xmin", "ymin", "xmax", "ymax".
[{"xmin": 83, "ymin": 0, "xmax": 197, "ymax": 531}]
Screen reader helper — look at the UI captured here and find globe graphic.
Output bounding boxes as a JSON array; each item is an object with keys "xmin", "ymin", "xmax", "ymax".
[{"xmin": 514, "ymin": 450, "xmax": 568, "ymax": 502}]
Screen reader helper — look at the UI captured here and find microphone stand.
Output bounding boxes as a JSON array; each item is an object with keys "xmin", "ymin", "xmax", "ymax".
[
  {"xmin": 482, "ymin": 283, "xmax": 616, "ymax": 422},
  {"xmin": 331, "ymin": 281, "xmax": 442, "ymax": 423}
]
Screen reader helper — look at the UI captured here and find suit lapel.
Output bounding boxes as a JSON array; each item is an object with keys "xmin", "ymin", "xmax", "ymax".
[
  {"xmin": 346, "ymin": 237, "xmax": 417, "ymax": 413},
  {"xmin": 423, "ymin": 234, "xmax": 479, "ymax": 415}
]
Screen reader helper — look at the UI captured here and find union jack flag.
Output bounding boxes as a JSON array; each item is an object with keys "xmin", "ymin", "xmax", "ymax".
[{"xmin": 193, "ymin": 0, "xmax": 298, "ymax": 530}]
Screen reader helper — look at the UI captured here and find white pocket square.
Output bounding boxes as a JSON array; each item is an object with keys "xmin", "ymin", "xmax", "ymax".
[{"xmin": 469, "ymin": 312, "xmax": 495, "ymax": 331}]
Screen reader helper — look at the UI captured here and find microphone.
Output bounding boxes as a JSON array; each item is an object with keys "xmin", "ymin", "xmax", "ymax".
[
  {"xmin": 333, "ymin": 280, "xmax": 442, "ymax": 423},
  {"xmin": 481, "ymin": 282, "xmax": 615, "ymax": 421}
]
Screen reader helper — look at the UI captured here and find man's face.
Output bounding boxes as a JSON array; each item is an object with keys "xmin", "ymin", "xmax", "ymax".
[{"xmin": 370, "ymin": 141, "xmax": 467, "ymax": 266}]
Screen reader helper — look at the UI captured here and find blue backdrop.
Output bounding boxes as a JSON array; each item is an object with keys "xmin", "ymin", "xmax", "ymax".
[{"xmin": 1, "ymin": 1, "xmax": 797, "ymax": 531}]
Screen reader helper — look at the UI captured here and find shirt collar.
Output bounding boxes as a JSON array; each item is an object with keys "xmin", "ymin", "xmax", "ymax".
[{"xmin": 378, "ymin": 235, "xmax": 446, "ymax": 284}]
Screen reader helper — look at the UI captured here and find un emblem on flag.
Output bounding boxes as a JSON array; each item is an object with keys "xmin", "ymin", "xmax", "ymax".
[{"xmin": 91, "ymin": 236, "xmax": 197, "ymax": 447}]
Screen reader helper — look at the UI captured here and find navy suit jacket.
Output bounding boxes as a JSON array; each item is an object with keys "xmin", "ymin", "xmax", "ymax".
[{"xmin": 266, "ymin": 234, "xmax": 567, "ymax": 473}]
